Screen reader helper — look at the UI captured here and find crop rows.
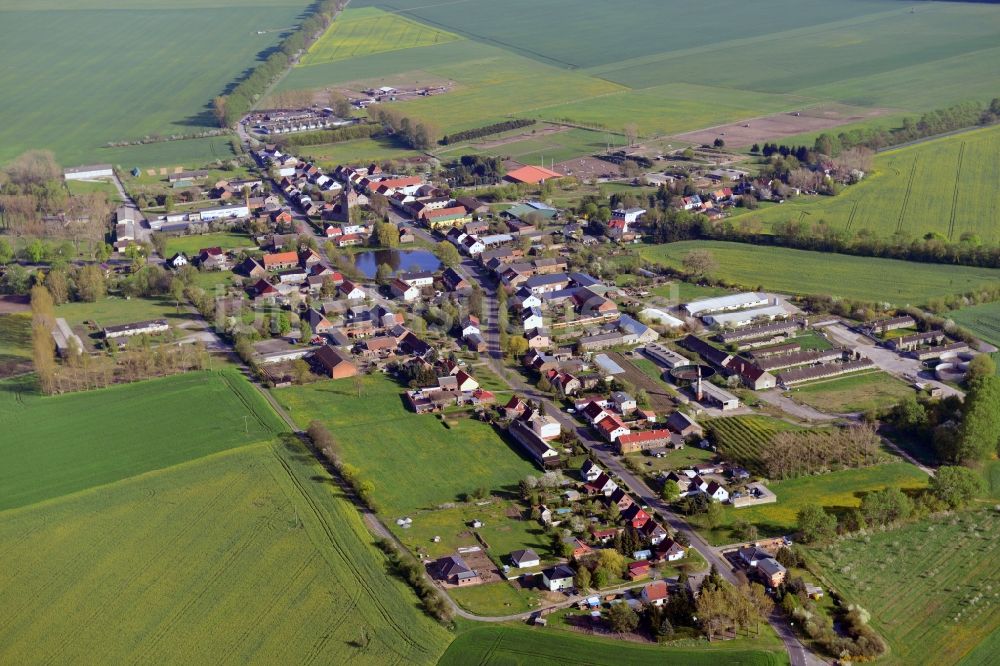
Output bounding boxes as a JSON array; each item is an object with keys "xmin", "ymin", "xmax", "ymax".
[{"xmin": 707, "ymin": 415, "xmax": 794, "ymax": 472}]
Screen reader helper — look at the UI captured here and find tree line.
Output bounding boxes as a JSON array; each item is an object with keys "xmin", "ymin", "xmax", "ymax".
[
  {"xmin": 275, "ymin": 122, "xmax": 380, "ymax": 148},
  {"xmin": 213, "ymin": 0, "xmax": 348, "ymax": 128},
  {"xmin": 440, "ymin": 118, "xmax": 535, "ymax": 145}
]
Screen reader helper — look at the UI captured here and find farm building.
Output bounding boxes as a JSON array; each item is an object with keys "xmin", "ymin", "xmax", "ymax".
[
  {"xmin": 505, "ymin": 165, "xmax": 564, "ymax": 185},
  {"xmin": 864, "ymin": 315, "xmax": 916, "ymax": 336},
  {"xmin": 717, "ymin": 319, "xmax": 801, "ymax": 344},
  {"xmin": 51, "ymin": 318, "xmax": 82, "ymax": 356},
  {"xmin": 703, "ymin": 304, "xmax": 792, "ymax": 328},
  {"xmin": 312, "ymin": 345, "xmax": 358, "ymax": 379},
  {"xmin": 200, "ymin": 204, "xmax": 250, "ymax": 221},
  {"xmin": 887, "ymin": 330, "xmax": 947, "ymax": 352},
  {"xmin": 699, "ymin": 382, "xmax": 740, "ymax": 410},
  {"xmin": 639, "ymin": 308, "xmax": 685, "ymax": 329},
  {"xmin": 756, "ymin": 348, "xmax": 846, "ymax": 372},
  {"xmin": 684, "ymin": 292, "xmax": 769, "ymax": 317},
  {"xmin": 616, "ymin": 429, "xmax": 678, "ymax": 454},
  {"xmin": 643, "ymin": 343, "xmax": 690, "ymax": 369},
  {"xmin": 102, "ymin": 319, "xmax": 169, "ymax": 339},
  {"xmin": 777, "ymin": 358, "xmax": 875, "ymax": 387},
  {"xmin": 63, "ymin": 164, "xmax": 114, "ymax": 181},
  {"xmin": 914, "ymin": 341, "xmax": 970, "ymax": 361}
]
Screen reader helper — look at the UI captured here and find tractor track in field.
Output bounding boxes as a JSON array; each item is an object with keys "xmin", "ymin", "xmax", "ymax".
[
  {"xmin": 0, "ymin": 469, "xmax": 248, "ymax": 641},
  {"xmin": 272, "ymin": 451, "xmax": 428, "ymax": 660},
  {"xmin": 845, "ymin": 199, "xmax": 861, "ymax": 233},
  {"xmin": 947, "ymin": 141, "xmax": 966, "ymax": 240},
  {"xmin": 896, "ymin": 157, "xmax": 919, "ymax": 233},
  {"xmin": 130, "ymin": 508, "xmax": 273, "ymax": 664},
  {"xmin": 479, "ymin": 628, "xmax": 505, "ymax": 665}
]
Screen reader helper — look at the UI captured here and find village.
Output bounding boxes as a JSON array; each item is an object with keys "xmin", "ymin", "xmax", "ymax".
[{"xmin": 34, "ymin": 135, "xmax": 988, "ymax": 647}]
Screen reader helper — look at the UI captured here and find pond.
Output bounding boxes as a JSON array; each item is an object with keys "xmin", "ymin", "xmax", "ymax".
[{"xmin": 353, "ymin": 249, "xmax": 441, "ymax": 279}]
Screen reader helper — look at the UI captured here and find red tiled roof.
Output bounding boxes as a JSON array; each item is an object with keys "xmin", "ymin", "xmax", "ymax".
[
  {"xmin": 262, "ymin": 251, "xmax": 298, "ymax": 268},
  {"xmin": 644, "ymin": 580, "xmax": 668, "ymax": 601},
  {"xmin": 505, "ymin": 165, "xmax": 563, "ymax": 184}
]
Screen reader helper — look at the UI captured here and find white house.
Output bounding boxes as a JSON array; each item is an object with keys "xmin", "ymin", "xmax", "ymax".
[
  {"xmin": 612, "ymin": 207, "xmax": 646, "ymax": 224},
  {"xmin": 521, "ymin": 306, "xmax": 544, "ymax": 331},
  {"xmin": 705, "ymin": 481, "xmax": 730, "ymax": 503},
  {"xmin": 580, "ymin": 459, "xmax": 602, "ymax": 482},
  {"xmin": 461, "ymin": 316, "xmax": 481, "ymax": 338},
  {"xmin": 641, "ymin": 580, "xmax": 668, "ymax": 607},
  {"xmin": 528, "ymin": 413, "xmax": 561, "ymax": 440},
  {"xmin": 461, "ymin": 236, "xmax": 486, "ymax": 256},
  {"xmin": 399, "ymin": 272, "xmax": 434, "ymax": 288},
  {"xmin": 542, "ymin": 565, "xmax": 575, "ymax": 592},
  {"xmin": 339, "ymin": 281, "xmax": 367, "ymax": 301},
  {"xmin": 611, "ymin": 391, "xmax": 637, "ymax": 415},
  {"xmin": 390, "ymin": 279, "xmax": 420, "ymax": 302},
  {"xmin": 510, "ymin": 549, "xmax": 540, "ymax": 569}
]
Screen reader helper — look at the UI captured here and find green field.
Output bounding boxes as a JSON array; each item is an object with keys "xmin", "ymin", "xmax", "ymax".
[
  {"xmin": 297, "ymin": 136, "xmax": 421, "ymax": 167},
  {"xmin": 639, "ymin": 241, "xmax": 1000, "ymax": 305},
  {"xmin": 348, "ymin": 0, "xmax": 1000, "ymax": 133},
  {"xmin": 165, "ymin": 231, "xmax": 255, "ymax": 257},
  {"xmin": 0, "ymin": 370, "xmax": 286, "ymax": 511},
  {"xmin": 789, "ymin": 371, "xmax": 915, "ymax": 414},
  {"xmin": 439, "ymin": 626, "xmax": 789, "ymax": 666},
  {"xmin": 735, "ymin": 126, "xmax": 1000, "ymax": 244},
  {"xmin": 0, "ymin": 439, "xmax": 451, "ymax": 664},
  {"xmin": 300, "ymin": 7, "xmax": 460, "ymax": 66},
  {"xmin": 809, "ymin": 507, "xmax": 1000, "ymax": 665},
  {"xmin": 949, "ymin": 302, "xmax": 1000, "ymax": 348},
  {"xmin": 0, "ymin": 0, "xmax": 306, "ymax": 165},
  {"xmin": 65, "ymin": 178, "xmax": 122, "ymax": 201},
  {"xmin": 0, "ymin": 313, "xmax": 31, "ymax": 368},
  {"xmin": 274, "ymin": 374, "xmax": 538, "ymax": 517},
  {"xmin": 451, "ymin": 126, "xmax": 617, "ymax": 166},
  {"xmin": 699, "ymin": 462, "xmax": 929, "ymax": 545},
  {"xmin": 55, "ymin": 295, "xmax": 190, "ymax": 328}
]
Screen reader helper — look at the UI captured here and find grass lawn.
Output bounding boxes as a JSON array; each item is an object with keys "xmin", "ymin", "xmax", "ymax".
[
  {"xmin": 0, "ymin": 439, "xmax": 450, "ymax": 664},
  {"xmin": 65, "ymin": 179, "xmax": 122, "ymax": 201},
  {"xmin": 55, "ymin": 295, "xmax": 191, "ymax": 329},
  {"xmin": 788, "ymin": 371, "xmax": 914, "ymax": 413},
  {"xmin": 0, "ymin": 312, "xmax": 31, "ymax": 361},
  {"xmin": 165, "ymin": 231, "xmax": 254, "ymax": 257},
  {"xmin": 274, "ymin": 374, "xmax": 538, "ymax": 517},
  {"xmin": 651, "ymin": 281, "xmax": 733, "ymax": 305},
  {"xmin": 0, "ymin": 1, "xmax": 300, "ymax": 164},
  {"xmin": 639, "ymin": 241, "xmax": 1000, "ymax": 305},
  {"xmin": 392, "ymin": 499, "xmax": 552, "ymax": 562},
  {"xmin": 448, "ymin": 581, "xmax": 539, "ymax": 617},
  {"xmin": 809, "ymin": 507, "xmax": 1000, "ymax": 665},
  {"xmin": 295, "ymin": 136, "xmax": 420, "ymax": 167},
  {"xmin": 0, "ymin": 370, "xmax": 287, "ymax": 511},
  {"xmin": 694, "ymin": 462, "xmax": 929, "ymax": 545},
  {"xmin": 439, "ymin": 625, "xmax": 789, "ymax": 666},
  {"xmin": 789, "ymin": 331, "xmax": 833, "ymax": 351}
]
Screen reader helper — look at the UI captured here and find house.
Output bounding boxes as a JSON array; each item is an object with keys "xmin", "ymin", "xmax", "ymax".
[
  {"xmin": 390, "ymin": 278, "xmax": 420, "ymax": 302},
  {"xmin": 594, "ymin": 414, "xmax": 630, "ymax": 442},
  {"xmin": 454, "ymin": 370, "xmax": 480, "ymax": 392},
  {"xmin": 667, "ymin": 411, "xmax": 702, "ymax": 438},
  {"xmin": 562, "ymin": 536, "xmax": 593, "ymax": 561},
  {"xmin": 737, "ymin": 547, "xmax": 770, "ymax": 568},
  {"xmin": 398, "ymin": 271, "xmax": 435, "ymax": 288},
  {"xmin": 584, "ymin": 473, "xmax": 618, "ymax": 497},
  {"xmin": 503, "ymin": 396, "xmax": 528, "ymax": 420},
  {"xmin": 305, "ymin": 308, "xmax": 334, "ymax": 334},
  {"xmin": 262, "ymin": 251, "xmax": 300, "ymax": 271},
  {"xmin": 235, "ymin": 257, "xmax": 266, "ymax": 280},
  {"xmin": 422, "ymin": 206, "xmax": 471, "ymax": 229},
  {"xmin": 460, "ymin": 315, "xmax": 481, "ymax": 338},
  {"xmin": 705, "ymin": 481, "xmax": 729, "ymax": 503},
  {"xmin": 167, "ymin": 253, "xmax": 188, "ymax": 269},
  {"xmin": 657, "ymin": 538, "xmax": 686, "ymax": 562},
  {"xmin": 441, "ymin": 267, "xmax": 471, "ymax": 293},
  {"xmin": 510, "ymin": 549, "xmax": 540, "ymax": 569},
  {"xmin": 250, "ymin": 279, "xmax": 279, "ymax": 301},
  {"xmin": 428, "ymin": 555, "xmax": 481, "ymax": 586},
  {"xmin": 642, "ymin": 521, "xmax": 668, "ymax": 546},
  {"xmin": 542, "ymin": 565, "xmax": 575, "ymax": 592},
  {"xmin": 525, "ymin": 328, "xmax": 551, "ymax": 351},
  {"xmin": 641, "ymin": 580, "xmax": 669, "ymax": 607},
  {"xmin": 611, "ymin": 391, "xmax": 637, "ymax": 415},
  {"xmin": 312, "ymin": 345, "xmax": 358, "ymax": 379},
  {"xmin": 616, "ymin": 429, "xmax": 674, "ymax": 455},
  {"xmin": 339, "ymin": 280, "xmax": 366, "ymax": 301},
  {"xmin": 756, "ymin": 558, "xmax": 787, "ymax": 587},
  {"xmin": 197, "ymin": 247, "xmax": 228, "ymax": 271},
  {"xmin": 580, "ymin": 459, "xmax": 602, "ymax": 482},
  {"xmin": 627, "ymin": 561, "xmax": 651, "ymax": 581},
  {"xmin": 507, "ymin": 419, "xmax": 560, "ymax": 467},
  {"xmin": 521, "ymin": 306, "xmax": 545, "ymax": 331}
]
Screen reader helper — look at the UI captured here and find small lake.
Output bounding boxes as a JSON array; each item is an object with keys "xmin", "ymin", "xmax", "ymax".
[{"xmin": 353, "ymin": 249, "xmax": 441, "ymax": 279}]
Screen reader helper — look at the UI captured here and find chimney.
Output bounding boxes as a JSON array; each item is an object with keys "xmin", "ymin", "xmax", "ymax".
[{"xmin": 696, "ymin": 366, "xmax": 703, "ymax": 402}]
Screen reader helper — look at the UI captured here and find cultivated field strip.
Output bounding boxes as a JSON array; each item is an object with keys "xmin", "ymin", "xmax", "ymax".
[{"xmin": 947, "ymin": 142, "xmax": 966, "ymax": 240}]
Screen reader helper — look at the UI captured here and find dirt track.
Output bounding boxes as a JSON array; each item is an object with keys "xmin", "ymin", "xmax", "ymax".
[{"xmin": 674, "ymin": 104, "xmax": 890, "ymax": 148}]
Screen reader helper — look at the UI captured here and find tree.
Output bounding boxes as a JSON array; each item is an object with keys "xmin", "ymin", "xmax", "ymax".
[
  {"xmin": 860, "ymin": 487, "xmax": 912, "ymax": 526},
  {"xmin": 4, "ymin": 150, "xmax": 61, "ymax": 186},
  {"xmin": 661, "ymin": 479, "xmax": 680, "ymax": 503},
  {"xmin": 956, "ymin": 375, "xmax": 1000, "ymax": 462},
  {"xmin": 0, "ymin": 238, "xmax": 12, "ymax": 265},
  {"xmin": 930, "ymin": 466, "xmax": 985, "ymax": 509},
  {"xmin": 705, "ymin": 499, "xmax": 724, "ymax": 529},
  {"xmin": 796, "ymin": 504, "xmax": 837, "ymax": 543},
  {"xmin": 607, "ymin": 601, "xmax": 639, "ymax": 634},
  {"xmin": 966, "ymin": 354, "xmax": 997, "ymax": 385},
  {"xmin": 375, "ymin": 262, "xmax": 393, "ymax": 286},
  {"xmin": 212, "ymin": 96, "xmax": 228, "ymax": 128},
  {"xmin": 681, "ymin": 249, "xmax": 716, "ymax": 277},
  {"xmin": 293, "ymin": 358, "xmax": 311, "ymax": 384},
  {"xmin": 713, "ymin": 138, "xmax": 725, "ymax": 148},
  {"xmin": 150, "ymin": 232, "xmax": 168, "ymax": 258},
  {"xmin": 434, "ymin": 241, "xmax": 460, "ymax": 267},
  {"xmin": 374, "ymin": 221, "xmax": 398, "ymax": 248},
  {"xmin": 733, "ymin": 519, "xmax": 758, "ymax": 542},
  {"xmin": 25, "ymin": 239, "xmax": 46, "ymax": 264},
  {"xmin": 45, "ymin": 269, "xmax": 70, "ymax": 305},
  {"xmin": 75, "ymin": 264, "xmax": 106, "ymax": 302},
  {"xmin": 574, "ymin": 566, "xmax": 592, "ymax": 591},
  {"xmin": 327, "ymin": 90, "xmax": 352, "ymax": 118},
  {"xmin": 623, "ymin": 123, "xmax": 639, "ymax": 147},
  {"xmin": 596, "ymin": 548, "xmax": 626, "ymax": 578},
  {"xmin": 635, "ymin": 388, "xmax": 650, "ymax": 408}
]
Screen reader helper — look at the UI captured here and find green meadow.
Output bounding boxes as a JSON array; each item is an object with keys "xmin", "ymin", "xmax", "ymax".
[
  {"xmin": 639, "ymin": 241, "xmax": 1000, "ymax": 305},
  {"xmin": 0, "ymin": 0, "xmax": 306, "ymax": 165}
]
